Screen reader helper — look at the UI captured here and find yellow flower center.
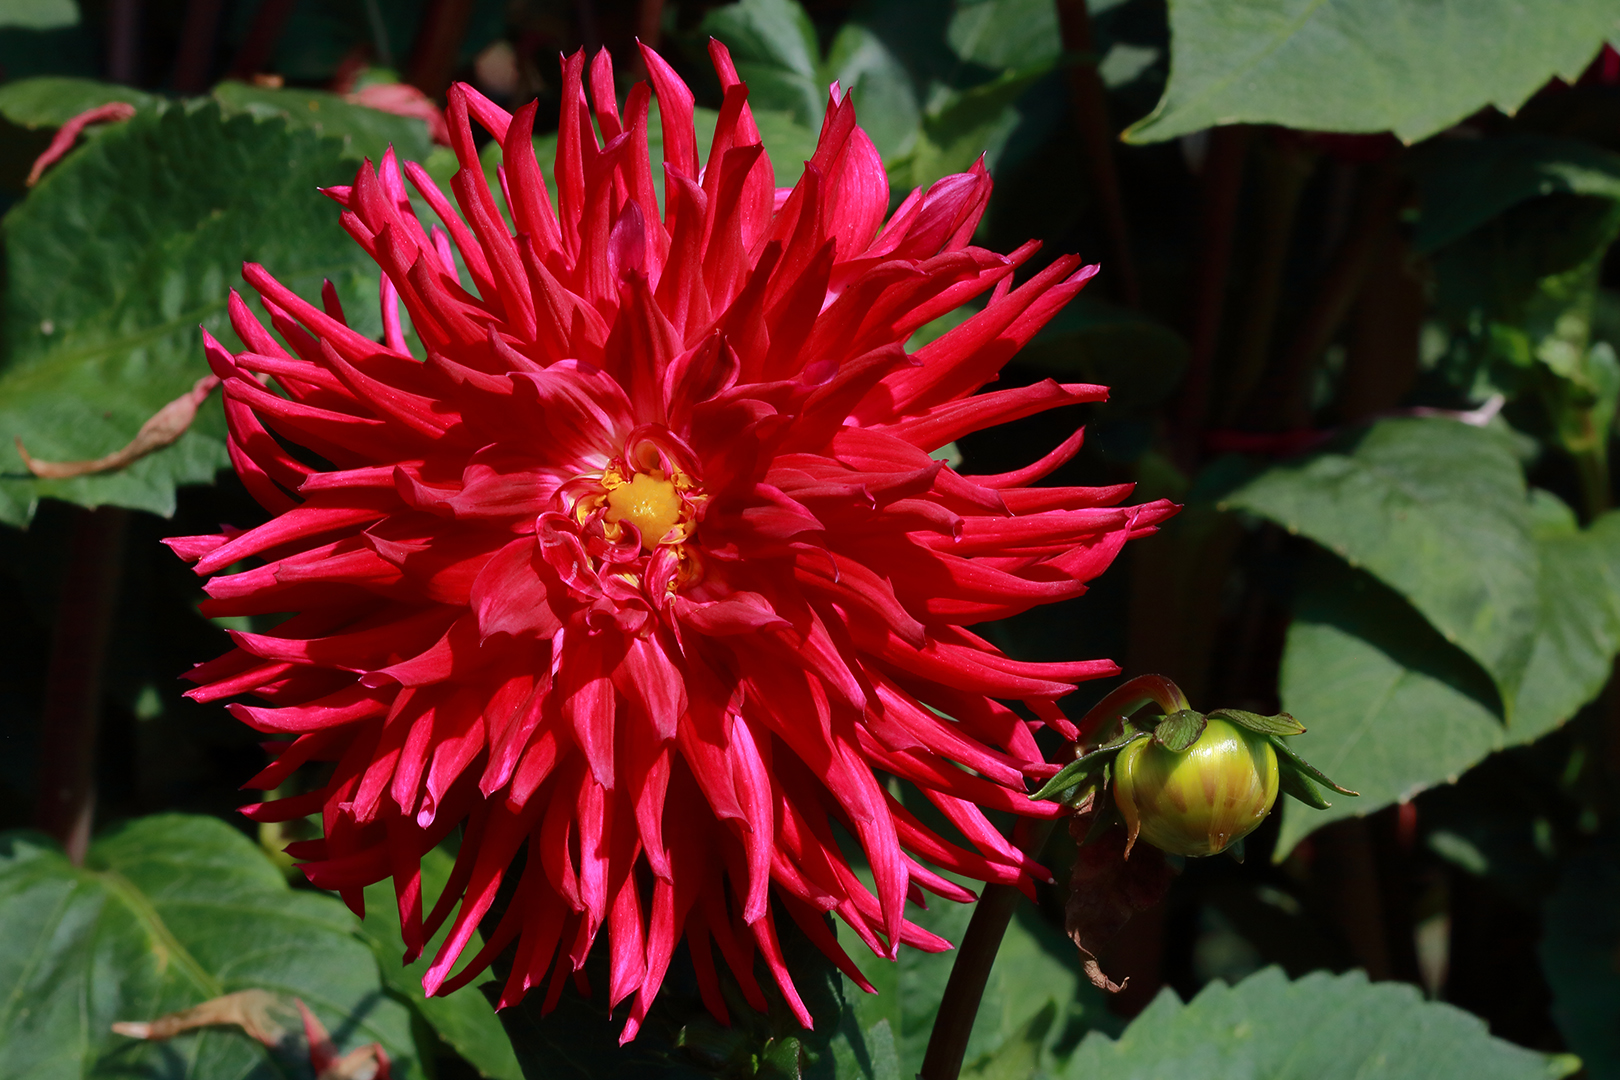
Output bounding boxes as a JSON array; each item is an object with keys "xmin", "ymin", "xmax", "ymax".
[{"xmin": 604, "ymin": 471, "xmax": 684, "ymax": 551}]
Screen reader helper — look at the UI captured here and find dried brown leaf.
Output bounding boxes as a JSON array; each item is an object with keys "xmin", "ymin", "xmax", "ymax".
[
  {"xmin": 1065, "ymin": 812, "xmax": 1177, "ymax": 992},
  {"xmin": 110, "ymin": 988, "xmax": 291, "ymax": 1045},
  {"xmin": 16, "ymin": 374, "xmax": 219, "ymax": 478}
]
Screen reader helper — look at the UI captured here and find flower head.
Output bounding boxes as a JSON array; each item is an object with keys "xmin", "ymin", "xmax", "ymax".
[{"xmin": 170, "ymin": 43, "xmax": 1173, "ymax": 1040}]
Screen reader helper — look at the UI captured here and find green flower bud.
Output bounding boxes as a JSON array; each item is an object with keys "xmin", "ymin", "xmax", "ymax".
[{"xmin": 1113, "ymin": 717, "xmax": 1280, "ymax": 857}]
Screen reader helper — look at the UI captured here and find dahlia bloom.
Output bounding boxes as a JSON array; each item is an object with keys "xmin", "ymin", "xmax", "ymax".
[{"xmin": 170, "ymin": 43, "xmax": 1173, "ymax": 1040}]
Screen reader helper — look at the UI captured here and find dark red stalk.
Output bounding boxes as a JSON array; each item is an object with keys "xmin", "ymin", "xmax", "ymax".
[
  {"xmin": 172, "ymin": 0, "xmax": 224, "ymax": 93},
  {"xmin": 1267, "ymin": 163, "xmax": 1404, "ymax": 428},
  {"xmin": 106, "ymin": 0, "xmax": 143, "ymax": 84},
  {"xmin": 33, "ymin": 506, "xmax": 128, "ymax": 865},
  {"xmin": 228, "ymin": 0, "xmax": 296, "ymax": 80},
  {"xmin": 1174, "ymin": 125, "xmax": 1251, "ymax": 469},
  {"xmin": 637, "ymin": 0, "xmax": 665, "ymax": 53},
  {"xmin": 1055, "ymin": 0, "xmax": 1139, "ymax": 308},
  {"xmin": 408, "ymin": 0, "xmax": 478, "ymax": 99},
  {"xmin": 919, "ymin": 818, "xmax": 1058, "ymax": 1080},
  {"xmin": 1221, "ymin": 137, "xmax": 1315, "ymax": 424}
]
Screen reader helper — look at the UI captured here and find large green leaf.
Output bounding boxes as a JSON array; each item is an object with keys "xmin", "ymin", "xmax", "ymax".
[
  {"xmin": 1060, "ymin": 967, "xmax": 1578, "ymax": 1079},
  {"xmin": 1125, "ymin": 0, "xmax": 1620, "ymax": 145},
  {"xmin": 1541, "ymin": 844, "xmax": 1620, "ymax": 1080},
  {"xmin": 825, "ymin": 22, "xmax": 920, "ymax": 161},
  {"xmin": 1512, "ymin": 501, "xmax": 1620, "ymax": 740},
  {"xmin": 0, "ymin": 814, "xmax": 419, "ymax": 1078},
  {"xmin": 700, "ymin": 0, "xmax": 920, "ymax": 163},
  {"xmin": 947, "ymin": 0, "xmax": 1061, "ymax": 71},
  {"xmin": 0, "ymin": 101, "xmax": 384, "ymax": 527},
  {"xmin": 360, "ymin": 847, "xmax": 523, "ymax": 1080},
  {"xmin": 1274, "ymin": 499, "xmax": 1620, "ymax": 854},
  {"xmin": 1273, "ymin": 556, "xmax": 1516, "ymax": 855},
  {"xmin": 1222, "ymin": 417, "xmax": 1538, "ymax": 709}
]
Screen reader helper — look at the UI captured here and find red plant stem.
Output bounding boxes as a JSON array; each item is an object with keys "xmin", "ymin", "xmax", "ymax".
[
  {"xmin": 106, "ymin": 0, "xmax": 143, "ymax": 84},
  {"xmin": 919, "ymin": 817, "xmax": 1058, "ymax": 1080},
  {"xmin": 1054, "ymin": 0, "xmax": 1139, "ymax": 308},
  {"xmin": 407, "ymin": 0, "xmax": 478, "ymax": 99},
  {"xmin": 1174, "ymin": 125, "xmax": 1250, "ymax": 470},
  {"xmin": 172, "ymin": 0, "xmax": 224, "ymax": 93},
  {"xmin": 33, "ymin": 507, "xmax": 128, "ymax": 864},
  {"xmin": 1222, "ymin": 137, "xmax": 1315, "ymax": 425},
  {"xmin": 575, "ymin": 0, "xmax": 602, "ymax": 55},
  {"xmin": 1270, "ymin": 162, "xmax": 1404, "ymax": 428},
  {"xmin": 228, "ymin": 0, "xmax": 296, "ymax": 80},
  {"xmin": 637, "ymin": 0, "xmax": 665, "ymax": 52}
]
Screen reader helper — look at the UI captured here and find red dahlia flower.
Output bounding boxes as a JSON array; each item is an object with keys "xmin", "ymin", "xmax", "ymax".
[{"xmin": 170, "ymin": 43, "xmax": 1173, "ymax": 1041}]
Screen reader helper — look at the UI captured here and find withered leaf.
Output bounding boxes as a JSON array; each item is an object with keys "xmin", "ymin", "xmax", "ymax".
[{"xmin": 1065, "ymin": 812, "xmax": 1177, "ymax": 992}]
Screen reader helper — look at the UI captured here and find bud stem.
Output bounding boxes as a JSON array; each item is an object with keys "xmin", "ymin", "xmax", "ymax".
[
  {"xmin": 919, "ymin": 818, "xmax": 1057, "ymax": 1080},
  {"xmin": 1074, "ymin": 674, "xmax": 1192, "ymax": 742}
]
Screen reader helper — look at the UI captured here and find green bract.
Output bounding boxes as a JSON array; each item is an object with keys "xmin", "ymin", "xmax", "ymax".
[{"xmin": 1114, "ymin": 717, "xmax": 1280, "ymax": 858}]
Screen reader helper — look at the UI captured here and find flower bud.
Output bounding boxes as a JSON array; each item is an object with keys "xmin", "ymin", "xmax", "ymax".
[{"xmin": 1113, "ymin": 717, "xmax": 1280, "ymax": 857}]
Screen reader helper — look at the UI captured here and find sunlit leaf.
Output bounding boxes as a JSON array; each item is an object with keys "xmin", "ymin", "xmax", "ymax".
[
  {"xmin": 1222, "ymin": 417, "xmax": 1538, "ymax": 709},
  {"xmin": 1125, "ymin": 0, "xmax": 1619, "ymax": 144},
  {"xmin": 1274, "ymin": 498, "xmax": 1620, "ymax": 854}
]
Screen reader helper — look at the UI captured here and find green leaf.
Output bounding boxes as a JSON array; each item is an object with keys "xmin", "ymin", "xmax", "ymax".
[
  {"xmin": 1277, "ymin": 766, "xmax": 1332, "ymax": 810},
  {"xmin": 702, "ymin": 0, "xmax": 825, "ymax": 130},
  {"xmin": 1540, "ymin": 843, "xmax": 1620, "ymax": 1079},
  {"xmin": 1059, "ymin": 967, "xmax": 1578, "ymax": 1079},
  {"xmin": 1030, "ymin": 732, "xmax": 1146, "ymax": 802},
  {"xmin": 1208, "ymin": 708, "xmax": 1305, "ymax": 737},
  {"xmin": 947, "ymin": 0, "xmax": 1062, "ymax": 70},
  {"xmin": 825, "ymin": 22, "xmax": 921, "ymax": 160},
  {"xmin": 1222, "ymin": 416, "xmax": 1538, "ymax": 710},
  {"xmin": 1274, "ymin": 498, "xmax": 1620, "ymax": 853},
  {"xmin": 1269, "ymin": 735, "xmax": 1356, "ymax": 798},
  {"xmin": 961, "ymin": 999, "xmax": 1057, "ymax": 1080},
  {"xmin": 1512, "ymin": 501, "xmax": 1620, "ymax": 741},
  {"xmin": 1273, "ymin": 555, "xmax": 1511, "ymax": 856},
  {"xmin": 0, "ymin": 0, "xmax": 79, "ymax": 31},
  {"xmin": 211, "ymin": 80, "xmax": 436, "ymax": 164},
  {"xmin": 361, "ymin": 847, "xmax": 523, "ymax": 1080},
  {"xmin": 0, "ymin": 814, "xmax": 419, "ymax": 1078},
  {"xmin": 1125, "ymin": 0, "xmax": 1620, "ymax": 145},
  {"xmin": 1411, "ymin": 134, "xmax": 1620, "ymax": 254},
  {"xmin": 0, "ymin": 101, "xmax": 385, "ymax": 526},
  {"xmin": 0, "ymin": 76, "xmax": 161, "ymax": 128},
  {"xmin": 887, "ymin": 62, "xmax": 1050, "ymax": 192},
  {"xmin": 1152, "ymin": 709, "xmax": 1207, "ymax": 752}
]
